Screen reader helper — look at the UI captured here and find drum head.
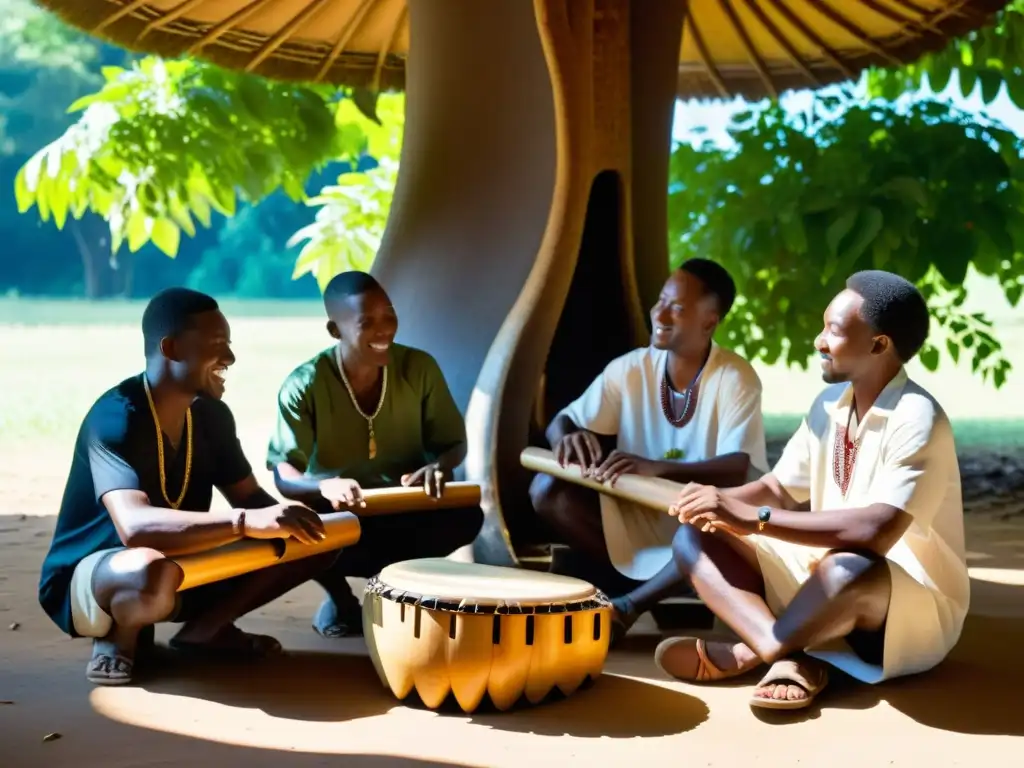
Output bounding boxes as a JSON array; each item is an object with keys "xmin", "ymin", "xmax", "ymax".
[{"xmin": 378, "ymin": 558, "xmax": 598, "ymax": 606}]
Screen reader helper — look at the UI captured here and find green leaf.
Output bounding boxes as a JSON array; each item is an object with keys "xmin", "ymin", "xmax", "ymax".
[
  {"xmin": 151, "ymin": 218, "xmax": 181, "ymax": 257},
  {"xmin": 826, "ymin": 207, "xmax": 859, "ymax": 257},
  {"xmin": 779, "ymin": 214, "xmax": 808, "ymax": 255},
  {"xmin": 1007, "ymin": 282, "xmax": 1023, "ymax": 306},
  {"xmin": 979, "ymin": 70, "xmax": 1003, "ymax": 103},
  {"xmin": 351, "ymin": 87, "xmax": 381, "ymax": 124},
  {"xmin": 946, "ymin": 339, "xmax": 960, "ymax": 364},
  {"xmin": 839, "ymin": 206, "xmax": 884, "ymax": 263},
  {"xmin": 919, "ymin": 344, "xmax": 940, "ymax": 371},
  {"xmin": 13, "ymin": 167, "xmax": 32, "ymax": 214},
  {"xmin": 126, "ymin": 209, "xmax": 152, "ymax": 252},
  {"xmin": 873, "ymin": 177, "xmax": 928, "ymax": 210}
]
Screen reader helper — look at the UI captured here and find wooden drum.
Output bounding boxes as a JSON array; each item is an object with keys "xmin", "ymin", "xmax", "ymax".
[{"xmin": 362, "ymin": 558, "xmax": 613, "ymax": 712}]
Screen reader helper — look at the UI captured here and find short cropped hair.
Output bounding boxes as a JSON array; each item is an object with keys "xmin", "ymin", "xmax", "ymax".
[
  {"xmin": 846, "ymin": 270, "xmax": 930, "ymax": 362},
  {"xmin": 679, "ymin": 258, "xmax": 737, "ymax": 317},
  {"xmin": 323, "ymin": 270, "xmax": 383, "ymax": 311},
  {"xmin": 141, "ymin": 287, "xmax": 219, "ymax": 356}
]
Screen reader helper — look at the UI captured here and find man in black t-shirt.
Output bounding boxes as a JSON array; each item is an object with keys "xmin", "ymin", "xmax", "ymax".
[{"xmin": 39, "ymin": 288, "xmax": 338, "ymax": 686}]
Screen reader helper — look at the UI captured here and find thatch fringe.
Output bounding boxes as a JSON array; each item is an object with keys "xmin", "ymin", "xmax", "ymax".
[{"xmin": 32, "ymin": 0, "xmax": 1012, "ymax": 98}]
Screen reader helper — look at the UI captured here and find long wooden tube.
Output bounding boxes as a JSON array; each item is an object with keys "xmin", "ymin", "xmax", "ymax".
[
  {"xmin": 347, "ymin": 481, "xmax": 482, "ymax": 515},
  {"xmin": 174, "ymin": 511, "xmax": 362, "ymax": 591},
  {"xmin": 520, "ymin": 447, "xmax": 680, "ymax": 512},
  {"xmin": 173, "ymin": 483, "xmax": 483, "ymax": 591}
]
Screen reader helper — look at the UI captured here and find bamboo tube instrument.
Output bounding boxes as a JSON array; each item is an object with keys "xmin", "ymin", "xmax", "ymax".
[
  {"xmin": 520, "ymin": 447, "xmax": 681, "ymax": 512},
  {"xmin": 173, "ymin": 482, "xmax": 483, "ymax": 591}
]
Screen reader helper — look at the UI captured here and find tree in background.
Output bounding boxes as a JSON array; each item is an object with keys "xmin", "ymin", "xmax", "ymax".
[
  {"xmin": 12, "ymin": 51, "xmax": 403, "ymax": 296},
  {"xmin": 668, "ymin": 90, "xmax": 1022, "ymax": 389},
  {"xmin": 0, "ymin": 0, "xmax": 137, "ymax": 297},
  {"xmin": 11, "ymin": 5, "xmax": 1024, "ymax": 386},
  {"xmin": 868, "ymin": 1, "xmax": 1024, "ymax": 108}
]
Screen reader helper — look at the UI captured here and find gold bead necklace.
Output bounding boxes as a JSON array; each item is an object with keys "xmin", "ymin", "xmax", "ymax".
[
  {"xmin": 143, "ymin": 375, "xmax": 193, "ymax": 509},
  {"xmin": 335, "ymin": 345, "xmax": 387, "ymax": 460}
]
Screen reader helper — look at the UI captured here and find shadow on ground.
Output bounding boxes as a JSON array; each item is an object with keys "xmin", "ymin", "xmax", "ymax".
[{"xmin": 126, "ymin": 647, "xmax": 707, "ymax": 739}]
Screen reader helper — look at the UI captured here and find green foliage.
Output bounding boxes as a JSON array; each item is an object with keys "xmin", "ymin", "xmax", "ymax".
[
  {"xmin": 1, "ymin": 0, "xmax": 101, "ymax": 74},
  {"xmin": 868, "ymin": 2, "xmax": 1024, "ymax": 108},
  {"xmin": 0, "ymin": 1, "xmax": 106, "ymax": 157},
  {"xmin": 288, "ymin": 93, "xmax": 404, "ymax": 290},
  {"xmin": 13, "ymin": 56, "xmax": 355, "ymax": 257},
  {"xmin": 187, "ymin": 194, "xmax": 319, "ymax": 298},
  {"xmin": 669, "ymin": 91, "xmax": 1023, "ymax": 388}
]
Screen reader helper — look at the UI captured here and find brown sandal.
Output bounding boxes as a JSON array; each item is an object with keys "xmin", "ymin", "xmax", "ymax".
[
  {"xmin": 749, "ymin": 658, "xmax": 829, "ymax": 710},
  {"xmin": 654, "ymin": 636, "xmax": 758, "ymax": 683}
]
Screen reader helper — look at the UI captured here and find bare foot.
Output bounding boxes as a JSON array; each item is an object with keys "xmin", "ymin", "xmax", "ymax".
[
  {"xmin": 750, "ymin": 656, "xmax": 829, "ymax": 710},
  {"xmin": 655, "ymin": 636, "xmax": 762, "ymax": 683}
]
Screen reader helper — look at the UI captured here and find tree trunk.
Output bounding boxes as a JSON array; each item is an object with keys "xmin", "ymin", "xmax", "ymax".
[
  {"xmin": 371, "ymin": 0, "xmax": 685, "ymax": 565},
  {"xmin": 71, "ymin": 217, "xmax": 133, "ymax": 299}
]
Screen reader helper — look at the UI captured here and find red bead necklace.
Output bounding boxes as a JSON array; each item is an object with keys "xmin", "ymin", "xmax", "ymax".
[{"xmin": 832, "ymin": 405, "xmax": 861, "ymax": 496}]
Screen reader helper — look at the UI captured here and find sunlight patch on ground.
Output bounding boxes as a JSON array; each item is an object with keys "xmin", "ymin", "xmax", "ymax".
[{"xmin": 968, "ymin": 567, "xmax": 1024, "ymax": 586}]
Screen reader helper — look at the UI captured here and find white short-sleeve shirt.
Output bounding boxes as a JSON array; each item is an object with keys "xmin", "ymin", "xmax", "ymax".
[
  {"xmin": 558, "ymin": 343, "xmax": 768, "ymax": 581},
  {"xmin": 764, "ymin": 368, "xmax": 969, "ymax": 682}
]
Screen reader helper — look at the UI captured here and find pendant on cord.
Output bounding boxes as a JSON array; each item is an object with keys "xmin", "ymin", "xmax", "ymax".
[{"xmin": 368, "ymin": 423, "xmax": 377, "ymax": 459}]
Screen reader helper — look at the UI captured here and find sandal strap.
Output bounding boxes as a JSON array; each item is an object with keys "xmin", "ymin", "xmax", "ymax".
[
  {"xmin": 655, "ymin": 636, "xmax": 730, "ymax": 682},
  {"xmin": 693, "ymin": 639, "xmax": 716, "ymax": 681},
  {"xmin": 89, "ymin": 653, "xmax": 133, "ymax": 674},
  {"xmin": 755, "ymin": 659, "xmax": 828, "ymax": 694}
]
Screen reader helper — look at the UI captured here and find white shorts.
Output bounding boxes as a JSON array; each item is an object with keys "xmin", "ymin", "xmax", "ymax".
[
  {"xmin": 69, "ymin": 547, "xmax": 124, "ymax": 638},
  {"xmin": 749, "ymin": 534, "xmax": 963, "ymax": 684}
]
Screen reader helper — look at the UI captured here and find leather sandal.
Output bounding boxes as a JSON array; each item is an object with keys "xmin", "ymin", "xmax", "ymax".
[
  {"xmin": 654, "ymin": 636, "xmax": 758, "ymax": 683},
  {"xmin": 749, "ymin": 657, "xmax": 829, "ymax": 710}
]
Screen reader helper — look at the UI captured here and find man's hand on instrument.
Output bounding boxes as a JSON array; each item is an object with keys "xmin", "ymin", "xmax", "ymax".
[
  {"xmin": 554, "ymin": 430, "xmax": 604, "ymax": 475},
  {"xmin": 319, "ymin": 477, "xmax": 367, "ymax": 509},
  {"xmin": 592, "ymin": 450, "xmax": 658, "ymax": 486},
  {"xmin": 669, "ymin": 483, "xmax": 754, "ymax": 536},
  {"xmin": 401, "ymin": 463, "xmax": 446, "ymax": 499},
  {"xmin": 242, "ymin": 504, "xmax": 327, "ymax": 545}
]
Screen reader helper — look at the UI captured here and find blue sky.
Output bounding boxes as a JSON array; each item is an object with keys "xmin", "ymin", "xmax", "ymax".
[{"xmin": 670, "ymin": 72, "xmax": 1024, "ymax": 149}]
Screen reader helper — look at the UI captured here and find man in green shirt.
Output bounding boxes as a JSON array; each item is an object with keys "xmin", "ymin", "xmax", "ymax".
[{"xmin": 267, "ymin": 271, "xmax": 483, "ymax": 638}]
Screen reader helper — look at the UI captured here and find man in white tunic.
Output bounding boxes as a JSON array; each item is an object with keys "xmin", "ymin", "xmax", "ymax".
[
  {"xmin": 530, "ymin": 259, "xmax": 768, "ymax": 640},
  {"xmin": 656, "ymin": 270, "xmax": 968, "ymax": 712}
]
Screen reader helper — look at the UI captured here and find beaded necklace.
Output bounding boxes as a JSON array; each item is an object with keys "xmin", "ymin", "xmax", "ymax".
[
  {"xmin": 143, "ymin": 375, "xmax": 193, "ymax": 509},
  {"xmin": 659, "ymin": 346, "xmax": 710, "ymax": 429},
  {"xmin": 832, "ymin": 403, "xmax": 860, "ymax": 496},
  {"xmin": 335, "ymin": 345, "xmax": 387, "ymax": 459}
]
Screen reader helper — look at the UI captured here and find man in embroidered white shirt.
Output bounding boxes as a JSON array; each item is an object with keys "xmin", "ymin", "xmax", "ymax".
[
  {"xmin": 530, "ymin": 259, "xmax": 768, "ymax": 642},
  {"xmin": 655, "ymin": 270, "xmax": 969, "ymax": 712}
]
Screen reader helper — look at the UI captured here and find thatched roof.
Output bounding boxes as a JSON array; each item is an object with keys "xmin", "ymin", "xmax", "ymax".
[{"xmin": 33, "ymin": 0, "xmax": 1011, "ymax": 97}]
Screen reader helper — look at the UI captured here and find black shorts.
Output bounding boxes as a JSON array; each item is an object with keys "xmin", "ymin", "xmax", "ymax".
[
  {"xmin": 169, "ymin": 573, "xmax": 251, "ymax": 624},
  {"xmin": 846, "ymin": 623, "xmax": 886, "ymax": 666}
]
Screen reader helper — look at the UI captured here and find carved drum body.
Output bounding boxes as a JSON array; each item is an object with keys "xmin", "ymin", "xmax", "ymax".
[{"xmin": 362, "ymin": 558, "xmax": 612, "ymax": 712}]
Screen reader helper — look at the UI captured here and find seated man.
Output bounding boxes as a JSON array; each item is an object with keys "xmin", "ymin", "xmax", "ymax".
[
  {"xmin": 268, "ymin": 270, "xmax": 483, "ymax": 639},
  {"xmin": 530, "ymin": 259, "xmax": 768, "ymax": 639},
  {"xmin": 38, "ymin": 288, "xmax": 335, "ymax": 686},
  {"xmin": 657, "ymin": 270, "xmax": 968, "ymax": 711}
]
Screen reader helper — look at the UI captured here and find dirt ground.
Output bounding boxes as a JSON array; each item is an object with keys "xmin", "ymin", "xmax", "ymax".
[
  {"xmin": 1, "ymin": 298, "xmax": 1023, "ymax": 766},
  {"xmin": 1, "ymin": 512, "xmax": 1022, "ymax": 767}
]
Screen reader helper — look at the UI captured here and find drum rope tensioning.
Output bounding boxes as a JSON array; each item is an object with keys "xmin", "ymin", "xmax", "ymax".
[{"xmin": 362, "ymin": 558, "xmax": 613, "ymax": 712}]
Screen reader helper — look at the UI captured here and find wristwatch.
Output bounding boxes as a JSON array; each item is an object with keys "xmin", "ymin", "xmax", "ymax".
[{"xmin": 756, "ymin": 505, "xmax": 771, "ymax": 532}]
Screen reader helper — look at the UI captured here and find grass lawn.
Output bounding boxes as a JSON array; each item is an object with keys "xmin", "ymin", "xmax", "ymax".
[{"xmin": 1, "ymin": 291, "xmax": 1021, "ymax": 518}]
